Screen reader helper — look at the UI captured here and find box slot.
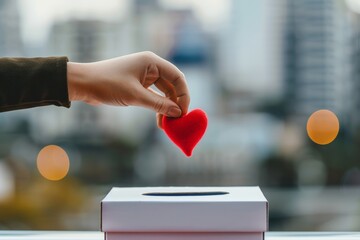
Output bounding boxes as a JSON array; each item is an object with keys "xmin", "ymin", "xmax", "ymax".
[{"xmin": 142, "ymin": 191, "xmax": 229, "ymax": 196}]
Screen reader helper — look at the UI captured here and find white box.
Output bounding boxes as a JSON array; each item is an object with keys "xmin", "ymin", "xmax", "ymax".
[{"xmin": 101, "ymin": 186, "xmax": 268, "ymax": 233}]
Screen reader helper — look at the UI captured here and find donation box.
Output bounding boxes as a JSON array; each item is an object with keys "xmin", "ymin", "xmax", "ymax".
[{"xmin": 101, "ymin": 186, "xmax": 268, "ymax": 240}]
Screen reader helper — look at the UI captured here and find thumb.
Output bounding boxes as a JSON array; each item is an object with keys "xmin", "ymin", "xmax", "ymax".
[{"xmin": 139, "ymin": 88, "xmax": 182, "ymax": 117}]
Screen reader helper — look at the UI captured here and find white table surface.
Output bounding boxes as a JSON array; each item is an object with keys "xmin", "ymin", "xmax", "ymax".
[{"xmin": 0, "ymin": 231, "xmax": 360, "ymax": 240}]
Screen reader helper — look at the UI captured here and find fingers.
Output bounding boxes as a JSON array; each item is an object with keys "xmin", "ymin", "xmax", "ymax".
[
  {"xmin": 137, "ymin": 87, "xmax": 182, "ymax": 118},
  {"xmin": 154, "ymin": 77, "xmax": 177, "ymax": 103},
  {"xmin": 148, "ymin": 87, "xmax": 170, "ymax": 130},
  {"xmin": 153, "ymin": 56, "xmax": 190, "ymax": 115},
  {"xmin": 157, "ymin": 113, "xmax": 163, "ymax": 129}
]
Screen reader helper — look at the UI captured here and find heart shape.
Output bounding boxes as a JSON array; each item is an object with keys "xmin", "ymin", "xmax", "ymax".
[{"xmin": 162, "ymin": 108, "xmax": 208, "ymax": 157}]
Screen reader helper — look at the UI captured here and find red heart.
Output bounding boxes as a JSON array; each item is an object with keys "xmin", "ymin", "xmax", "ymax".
[{"xmin": 162, "ymin": 109, "xmax": 208, "ymax": 157}]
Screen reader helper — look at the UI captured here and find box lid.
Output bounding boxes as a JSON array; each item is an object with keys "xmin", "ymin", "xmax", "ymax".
[{"xmin": 101, "ymin": 186, "xmax": 268, "ymax": 233}]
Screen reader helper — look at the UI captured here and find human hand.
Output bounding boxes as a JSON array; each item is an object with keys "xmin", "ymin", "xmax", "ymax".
[{"xmin": 67, "ymin": 52, "xmax": 190, "ymax": 129}]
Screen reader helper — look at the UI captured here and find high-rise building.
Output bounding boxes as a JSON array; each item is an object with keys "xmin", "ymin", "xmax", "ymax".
[
  {"xmin": 48, "ymin": 19, "xmax": 123, "ymax": 62},
  {"xmin": 217, "ymin": 0, "xmax": 285, "ymax": 112},
  {"xmin": 347, "ymin": 8, "xmax": 360, "ymax": 131},
  {"xmin": 283, "ymin": 0, "xmax": 353, "ymax": 125},
  {"xmin": 0, "ymin": 0, "xmax": 23, "ymax": 56}
]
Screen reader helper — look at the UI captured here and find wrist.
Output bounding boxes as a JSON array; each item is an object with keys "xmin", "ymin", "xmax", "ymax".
[{"xmin": 67, "ymin": 62, "xmax": 86, "ymax": 101}]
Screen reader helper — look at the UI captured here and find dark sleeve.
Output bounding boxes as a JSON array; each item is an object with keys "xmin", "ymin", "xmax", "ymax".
[{"xmin": 0, "ymin": 56, "xmax": 71, "ymax": 112}]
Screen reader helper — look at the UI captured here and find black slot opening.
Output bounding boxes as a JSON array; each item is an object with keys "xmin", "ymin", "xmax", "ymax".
[{"xmin": 143, "ymin": 191, "xmax": 229, "ymax": 196}]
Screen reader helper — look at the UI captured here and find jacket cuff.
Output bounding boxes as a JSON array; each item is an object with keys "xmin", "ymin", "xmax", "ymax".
[
  {"xmin": 0, "ymin": 56, "xmax": 71, "ymax": 112},
  {"xmin": 50, "ymin": 56, "xmax": 71, "ymax": 108}
]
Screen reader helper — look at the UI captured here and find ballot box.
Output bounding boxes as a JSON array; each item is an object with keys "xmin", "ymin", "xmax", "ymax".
[{"xmin": 101, "ymin": 187, "xmax": 268, "ymax": 240}]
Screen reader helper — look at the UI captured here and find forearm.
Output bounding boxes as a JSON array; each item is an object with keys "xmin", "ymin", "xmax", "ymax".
[
  {"xmin": 0, "ymin": 52, "xmax": 189, "ymax": 129},
  {"xmin": 0, "ymin": 57, "xmax": 71, "ymax": 112}
]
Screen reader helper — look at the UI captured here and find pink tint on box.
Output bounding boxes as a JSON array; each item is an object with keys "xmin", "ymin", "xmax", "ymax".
[{"xmin": 105, "ymin": 232, "xmax": 264, "ymax": 240}]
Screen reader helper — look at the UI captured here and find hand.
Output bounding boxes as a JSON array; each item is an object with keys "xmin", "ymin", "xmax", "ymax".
[{"xmin": 67, "ymin": 52, "xmax": 190, "ymax": 129}]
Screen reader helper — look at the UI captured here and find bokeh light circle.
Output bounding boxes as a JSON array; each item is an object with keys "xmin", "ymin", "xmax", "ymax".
[
  {"xmin": 306, "ymin": 109, "xmax": 340, "ymax": 145},
  {"xmin": 37, "ymin": 145, "xmax": 70, "ymax": 181}
]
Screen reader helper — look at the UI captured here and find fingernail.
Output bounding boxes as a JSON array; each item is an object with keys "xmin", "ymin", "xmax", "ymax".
[{"xmin": 167, "ymin": 107, "xmax": 182, "ymax": 117}]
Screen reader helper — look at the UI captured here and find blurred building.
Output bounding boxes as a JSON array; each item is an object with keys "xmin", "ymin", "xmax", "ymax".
[
  {"xmin": 130, "ymin": 0, "xmax": 166, "ymax": 53},
  {"xmin": 48, "ymin": 19, "xmax": 124, "ymax": 62},
  {"xmin": 348, "ymin": 7, "xmax": 360, "ymax": 132},
  {"xmin": 283, "ymin": 0, "xmax": 353, "ymax": 126},
  {"xmin": 217, "ymin": 0, "xmax": 285, "ymax": 113},
  {"xmin": 0, "ymin": 0, "xmax": 23, "ymax": 56},
  {"xmin": 163, "ymin": 8, "xmax": 218, "ymax": 115}
]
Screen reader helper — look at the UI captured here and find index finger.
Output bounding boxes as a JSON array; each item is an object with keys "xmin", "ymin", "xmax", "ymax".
[{"xmin": 154, "ymin": 56, "xmax": 190, "ymax": 115}]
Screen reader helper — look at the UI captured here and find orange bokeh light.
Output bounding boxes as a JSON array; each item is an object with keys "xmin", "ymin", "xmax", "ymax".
[
  {"xmin": 36, "ymin": 145, "xmax": 70, "ymax": 181},
  {"xmin": 306, "ymin": 109, "xmax": 340, "ymax": 145}
]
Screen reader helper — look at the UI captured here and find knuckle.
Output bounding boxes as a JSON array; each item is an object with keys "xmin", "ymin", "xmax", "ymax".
[
  {"xmin": 140, "ymin": 51, "xmax": 158, "ymax": 62},
  {"xmin": 173, "ymin": 72, "xmax": 186, "ymax": 85}
]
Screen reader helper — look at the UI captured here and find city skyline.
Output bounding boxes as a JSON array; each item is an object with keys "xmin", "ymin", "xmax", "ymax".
[{"xmin": 2, "ymin": 0, "xmax": 360, "ymax": 231}]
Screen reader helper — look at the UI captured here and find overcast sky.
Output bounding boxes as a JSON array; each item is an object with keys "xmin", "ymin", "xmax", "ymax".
[
  {"xmin": 17, "ymin": 0, "xmax": 230, "ymax": 46},
  {"xmin": 18, "ymin": 0, "xmax": 127, "ymax": 45}
]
